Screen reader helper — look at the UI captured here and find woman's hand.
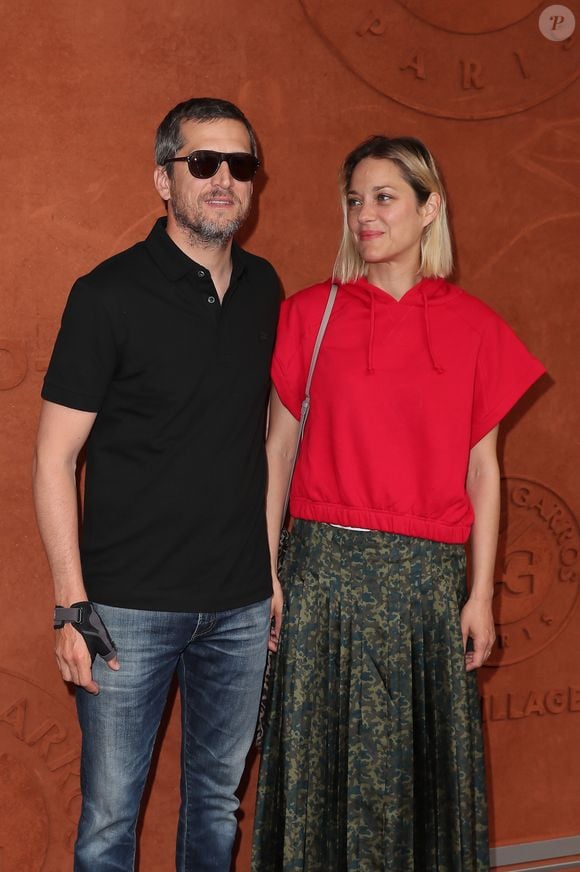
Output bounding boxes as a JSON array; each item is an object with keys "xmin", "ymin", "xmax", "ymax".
[
  {"xmin": 463, "ymin": 425, "xmax": 499, "ymax": 671},
  {"xmin": 460, "ymin": 596, "xmax": 496, "ymax": 671},
  {"xmin": 269, "ymin": 573, "xmax": 283, "ymax": 652},
  {"xmin": 264, "ymin": 387, "xmax": 297, "ymax": 654}
]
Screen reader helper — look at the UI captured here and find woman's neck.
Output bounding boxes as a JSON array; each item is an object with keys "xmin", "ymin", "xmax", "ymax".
[{"xmin": 366, "ymin": 262, "xmax": 421, "ymax": 301}]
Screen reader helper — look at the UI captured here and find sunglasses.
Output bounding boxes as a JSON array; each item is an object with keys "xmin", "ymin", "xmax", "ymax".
[{"xmin": 164, "ymin": 150, "xmax": 260, "ymax": 182}]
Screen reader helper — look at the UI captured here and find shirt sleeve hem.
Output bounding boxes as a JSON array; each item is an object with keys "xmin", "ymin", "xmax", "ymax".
[
  {"xmin": 271, "ymin": 365, "xmax": 302, "ymax": 422},
  {"xmin": 470, "ymin": 362, "xmax": 546, "ymax": 447},
  {"xmin": 41, "ymin": 381, "xmax": 102, "ymax": 413}
]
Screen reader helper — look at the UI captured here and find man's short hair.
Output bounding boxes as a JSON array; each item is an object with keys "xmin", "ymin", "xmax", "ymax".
[{"xmin": 155, "ymin": 98, "xmax": 258, "ymax": 176}]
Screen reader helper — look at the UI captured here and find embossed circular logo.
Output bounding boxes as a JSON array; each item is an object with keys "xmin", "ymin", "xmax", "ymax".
[
  {"xmin": 0, "ymin": 670, "xmax": 80, "ymax": 870},
  {"xmin": 487, "ymin": 478, "xmax": 579, "ymax": 666},
  {"xmin": 299, "ymin": 0, "xmax": 580, "ymax": 118},
  {"xmin": 539, "ymin": 5, "xmax": 576, "ymax": 40}
]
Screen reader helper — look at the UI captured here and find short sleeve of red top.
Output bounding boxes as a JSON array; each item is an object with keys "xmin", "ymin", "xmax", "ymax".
[
  {"xmin": 272, "ymin": 277, "xmax": 545, "ymax": 543},
  {"xmin": 469, "ymin": 308, "xmax": 542, "ymax": 447}
]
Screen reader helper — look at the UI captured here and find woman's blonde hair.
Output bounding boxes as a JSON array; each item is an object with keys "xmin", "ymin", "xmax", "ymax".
[{"xmin": 333, "ymin": 135, "xmax": 453, "ymax": 283}]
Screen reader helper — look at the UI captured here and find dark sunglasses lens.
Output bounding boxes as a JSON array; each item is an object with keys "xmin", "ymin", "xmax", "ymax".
[
  {"xmin": 186, "ymin": 151, "xmax": 259, "ymax": 181},
  {"xmin": 188, "ymin": 151, "xmax": 221, "ymax": 178},
  {"xmin": 228, "ymin": 154, "xmax": 259, "ymax": 181}
]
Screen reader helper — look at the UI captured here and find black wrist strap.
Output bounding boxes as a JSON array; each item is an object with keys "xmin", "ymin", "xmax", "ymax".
[
  {"xmin": 54, "ymin": 605, "xmax": 87, "ymax": 627},
  {"xmin": 53, "ymin": 601, "xmax": 117, "ymax": 663}
]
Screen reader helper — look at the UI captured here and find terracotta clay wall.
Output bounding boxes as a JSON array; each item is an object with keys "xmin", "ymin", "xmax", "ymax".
[{"xmin": 1, "ymin": 1, "xmax": 579, "ymax": 869}]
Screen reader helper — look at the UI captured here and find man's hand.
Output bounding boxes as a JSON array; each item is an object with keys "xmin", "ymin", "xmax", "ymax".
[
  {"xmin": 55, "ymin": 622, "xmax": 119, "ymax": 694},
  {"xmin": 268, "ymin": 574, "xmax": 283, "ymax": 652},
  {"xmin": 460, "ymin": 597, "xmax": 496, "ymax": 672}
]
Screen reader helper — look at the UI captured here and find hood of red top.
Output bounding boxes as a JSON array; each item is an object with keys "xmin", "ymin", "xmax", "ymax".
[
  {"xmin": 332, "ymin": 275, "xmax": 462, "ymax": 374},
  {"xmin": 342, "ymin": 275, "xmax": 462, "ymax": 306}
]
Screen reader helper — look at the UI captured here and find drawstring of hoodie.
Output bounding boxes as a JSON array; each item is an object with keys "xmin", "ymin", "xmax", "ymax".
[
  {"xmin": 368, "ymin": 290, "xmax": 376, "ymax": 373},
  {"xmin": 421, "ymin": 285, "xmax": 445, "ymax": 374},
  {"xmin": 364, "ymin": 282, "xmax": 444, "ymax": 374}
]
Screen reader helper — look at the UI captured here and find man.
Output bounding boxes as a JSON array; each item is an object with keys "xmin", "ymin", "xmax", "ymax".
[{"xmin": 33, "ymin": 97, "xmax": 282, "ymax": 871}]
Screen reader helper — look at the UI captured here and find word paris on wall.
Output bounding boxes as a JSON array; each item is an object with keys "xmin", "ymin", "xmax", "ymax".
[
  {"xmin": 299, "ymin": 0, "xmax": 579, "ymax": 118},
  {"xmin": 0, "ymin": 670, "xmax": 81, "ymax": 871}
]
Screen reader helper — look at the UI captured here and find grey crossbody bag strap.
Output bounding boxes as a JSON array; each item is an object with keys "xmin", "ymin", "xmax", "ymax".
[{"xmin": 280, "ymin": 282, "xmax": 338, "ymax": 527}]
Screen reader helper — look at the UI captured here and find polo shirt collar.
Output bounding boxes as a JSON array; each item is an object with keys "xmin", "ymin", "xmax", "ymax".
[{"xmin": 145, "ymin": 216, "xmax": 247, "ymax": 283}]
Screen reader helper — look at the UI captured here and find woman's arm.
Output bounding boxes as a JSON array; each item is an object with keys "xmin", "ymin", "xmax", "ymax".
[
  {"xmin": 462, "ymin": 424, "xmax": 500, "ymax": 671},
  {"xmin": 265, "ymin": 387, "xmax": 300, "ymax": 651}
]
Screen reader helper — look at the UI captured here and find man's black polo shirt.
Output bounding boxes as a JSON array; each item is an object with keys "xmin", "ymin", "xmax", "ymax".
[{"xmin": 42, "ymin": 218, "xmax": 280, "ymax": 612}]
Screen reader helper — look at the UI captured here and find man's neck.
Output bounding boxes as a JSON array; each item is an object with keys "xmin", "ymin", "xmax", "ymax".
[{"xmin": 165, "ymin": 216, "xmax": 234, "ymax": 301}]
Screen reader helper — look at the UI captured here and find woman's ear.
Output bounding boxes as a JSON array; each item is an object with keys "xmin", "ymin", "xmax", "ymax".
[{"xmin": 422, "ymin": 192, "xmax": 441, "ymax": 227}]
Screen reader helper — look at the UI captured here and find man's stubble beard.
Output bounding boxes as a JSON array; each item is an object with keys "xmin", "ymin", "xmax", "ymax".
[{"xmin": 171, "ymin": 186, "xmax": 251, "ymax": 248}]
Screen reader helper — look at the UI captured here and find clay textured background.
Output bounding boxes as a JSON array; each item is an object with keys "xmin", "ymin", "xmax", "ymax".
[{"xmin": 1, "ymin": 0, "xmax": 579, "ymax": 869}]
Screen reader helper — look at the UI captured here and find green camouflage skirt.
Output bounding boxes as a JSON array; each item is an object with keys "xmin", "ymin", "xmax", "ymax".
[{"xmin": 252, "ymin": 520, "xmax": 488, "ymax": 872}]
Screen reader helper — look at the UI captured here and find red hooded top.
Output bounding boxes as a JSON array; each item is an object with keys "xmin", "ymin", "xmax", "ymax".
[{"xmin": 272, "ymin": 276, "xmax": 545, "ymax": 543}]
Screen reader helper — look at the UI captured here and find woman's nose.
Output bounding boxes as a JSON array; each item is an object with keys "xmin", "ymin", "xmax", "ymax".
[{"xmin": 357, "ymin": 200, "xmax": 376, "ymax": 222}]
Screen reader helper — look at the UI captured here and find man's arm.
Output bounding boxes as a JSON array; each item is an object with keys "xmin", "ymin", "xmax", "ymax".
[
  {"xmin": 32, "ymin": 400, "xmax": 119, "ymax": 693},
  {"xmin": 462, "ymin": 425, "xmax": 500, "ymax": 671},
  {"xmin": 265, "ymin": 387, "xmax": 300, "ymax": 652}
]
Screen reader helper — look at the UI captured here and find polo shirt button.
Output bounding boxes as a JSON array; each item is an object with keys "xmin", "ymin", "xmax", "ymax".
[
  {"xmin": 207, "ymin": 296, "xmax": 216, "ymax": 304},
  {"xmin": 197, "ymin": 269, "xmax": 205, "ymax": 278}
]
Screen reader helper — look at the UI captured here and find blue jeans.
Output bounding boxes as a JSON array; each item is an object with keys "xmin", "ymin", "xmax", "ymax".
[{"xmin": 74, "ymin": 598, "xmax": 270, "ymax": 872}]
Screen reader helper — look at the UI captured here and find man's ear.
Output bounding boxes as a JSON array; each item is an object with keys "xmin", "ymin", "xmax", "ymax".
[
  {"xmin": 154, "ymin": 165, "xmax": 171, "ymax": 202},
  {"xmin": 422, "ymin": 192, "xmax": 441, "ymax": 227}
]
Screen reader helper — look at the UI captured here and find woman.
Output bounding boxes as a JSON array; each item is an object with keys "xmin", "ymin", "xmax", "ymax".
[{"xmin": 253, "ymin": 136, "xmax": 545, "ymax": 871}]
